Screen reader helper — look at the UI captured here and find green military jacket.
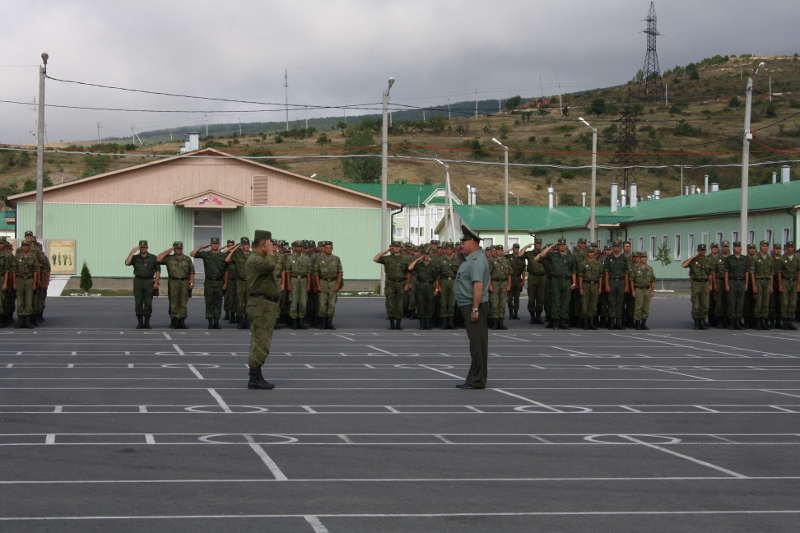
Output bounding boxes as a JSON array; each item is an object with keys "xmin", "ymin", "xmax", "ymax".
[
  {"xmin": 541, "ymin": 251, "xmax": 576, "ymax": 278},
  {"xmin": 130, "ymin": 252, "xmax": 160, "ymax": 278},
  {"xmin": 490, "ymin": 255, "xmax": 511, "ymax": 281},
  {"xmin": 245, "ymin": 251, "xmax": 280, "ymax": 299},
  {"xmin": 710, "ymin": 253, "xmax": 727, "ymax": 279},
  {"xmin": 507, "ymin": 253, "xmax": 526, "ymax": 277},
  {"xmin": 751, "ymin": 253, "xmax": 773, "ymax": 279},
  {"xmin": 286, "ymin": 254, "xmax": 311, "ymax": 277},
  {"xmin": 229, "ymin": 249, "xmax": 251, "ymax": 280},
  {"xmin": 12, "ymin": 252, "xmax": 40, "ymax": 276},
  {"xmin": 631, "ymin": 264, "xmax": 656, "ymax": 287},
  {"xmin": 578, "ymin": 258, "xmax": 603, "ymax": 283},
  {"xmin": 194, "ymin": 250, "xmax": 227, "ymax": 280},
  {"xmin": 377, "ymin": 253, "xmax": 409, "ymax": 282},
  {"xmin": 415, "ymin": 260, "xmax": 439, "ymax": 284},
  {"xmin": 315, "ymin": 253, "xmax": 342, "ymax": 280},
  {"xmin": 780, "ymin": 253, "xmax": 800, "ymax": 281},
  {"xmin": 438, "ymin": 255, "xmax": 459, "ymax": 279},
  {"xmin": 724, "ymin": 254, "xmax": 749, "ymax": 281},
  {"xmin": 523, "ymin": 249, "xmax": 546, "ymax": 276},
  {"xmin": 604, "ymin": 253, "xmax": 629, "ymax": 279},
  {"xmin": 687, "ymin": 255, "xmax": 713, "ymax": 281},
  {"xmin": 160, "ymin": 254, "xmax": 195, "ymax": 279}
]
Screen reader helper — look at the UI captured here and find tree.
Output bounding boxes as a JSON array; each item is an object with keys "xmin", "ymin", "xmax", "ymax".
[
  {"xmin": 498, "ymin": 123, "xmax": 512, "ymax": 139},
  {"xmin": 562, "ymin": 106, "xmax": 570, "ymax": 116},
  {"xmin": 654, "ymin": 243, "xmax": 672, "ymax": 291},
  {"xmin": 729, "ymin": 96, "xmax": 741, "ymax": 108},
  {"xmin": 340, "ymin": 124, "xmax": 380, "ymax": 183},
  {"xmin": 505, "ymin": 95, "xmax": 522, "ymax": 111},
  {"xmin": 80, "ymin": 261, "xmax": 93, "ymax": 294},
  {"xmin": 588, "ymin": 98, "xmax": 606, "ymax": 116},
  {"xmin": 428, "ymin": 115, "xmax": 446, "ymax": 132},
  {"xmin": 82, "ymin": 154, "xmax": 109, "ymax": 178}
]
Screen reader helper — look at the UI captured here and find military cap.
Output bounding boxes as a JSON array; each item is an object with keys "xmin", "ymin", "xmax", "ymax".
[
  {"xmin": 587, "ymin": 246, "xmax": 596, "ymax": 252},
  {"xmin": 24, "ymin": 230, "xmax": 33, "ymax": 237},
  {"xmin": 240, "ymin": 236, "xmax": 251, "ymax": 244},
  {"xmin": 460, "ymin": 225, "xmax": 482, "ymax": 243},
  {"xmin": 578, "ymin": 238, "xmax": 587, "ymax": 244},
  {"xmin": 282, "ymin": 245, "xmax": 291, "ymax": 252},
  {"xmin": 711, "ymin": 242, "xmax": 719, "ymax": 248},
  {"xmin": 173, "ymin": 240, "xmax": 183, "ymax": 248},
  {"xmin": 292, "ymin": 240, "xmax": 303, "ymax": 247},
  {"xmin": 774, "ymin": 243, "xmax": 782, "ymax": 249},
  {"xmin": 494, "ymin": 244, "xmax": 504, "ymax": 250},
  {"xmin": 307, "ymin": 240, "xmax": 316, "ymax": 247},
  {"xmin": 421, "ymin": 247, "xmax": 430, "ymax": 254},
  {"xmin": 534, "ymin": 238, "xmax": 542, "ymax": 244},
  {"xmin": 603, "ymin": 245, "xmax": 612, "ymax": 251},
  {"xmin": 733, "ymin": 241, "xmax": 742, "ymax": 247},
  {"xmin": 429, "ymin": 240, "xmax": 440, "ymax": 245},
  {"xmin": 319, "ymin": 240, "xmax": 332, "ymax": 246},
  {"xmin": 210, "ymin": 237, "xmax": 219, "ymax": 244},
  {"xmin": 444, "ymin": 241, "xmax": 454, "ymax": 248},
  {"xmin": 226, "ymin": 239, "xmax": 235, "ymax": 245},
  {"xmin": 759, "ymin": 240, "xmax": 769, "ymax": 246},
  {"xmin": 612, "ymin": 239, "xmax": 622, "ymax": 246},
  {"xmin": 138, "ymin": 240, "xmax": 148, "ymax": 247},
  {"xmin": 722, "ymin": 240, "xmax": 730, "ymax": 247},
  {"xmin": 786, "ymin": 241, "xmax": 795, "ymax": 247},
  {"xmin": 747, "ymin": 243, "xmax": 756, "ymax": 249},
  {"xmin": 512, "ymin": 243, "xmax": 520, "ymax": 248},
  {"xmin": 557, "ymin": 238, "xmax": 567, "ymax": 244},
  {"xmin": 697, "ymin": 244, "xmax": 706, "ymax": 251},
  {"xmin": 391, "ymin": 241, "xmax": 402, "ymax": 247},
  {"xmin": 20, "ymin": 240, "xmax": 30, "ymax": 246}
]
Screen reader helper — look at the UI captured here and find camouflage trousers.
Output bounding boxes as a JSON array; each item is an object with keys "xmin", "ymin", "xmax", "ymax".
[
  {"xmin": 782, "ymin": 279, "xmax": 799, "ymax": 318},
  {"xmin": 508, "ymin": 276, "xmax": 522, "ymax": 311},
  {"xmin": 691, "ymin": 280, "xmax": 710, "ymax": 319},
  {"xmin": 16, "ymin": 278, "xmax": 34, "ymax": 316},
  {"xmin": 247, "ymin": 298, "xmax": 279, "ymax": 368},
  {"xmin": 289, "ymin": 277, "xmax": 308, "ymax": 319},
  {"xmin": 318, "ymin": 279, "xmax": 338, "ymax": 318},
  {"xmin": 581, "ymin": 283, "xmax": 599, "ymax": 318},
  {"xmin": 633, "ymin": 286, "xmax": 652, "ymax": 320},
  {"xmin": 753, "ymin": 279, "xmax": 771, "ymax": 318},
  {"xmin": 727, "ymin": 281, "xmax": 745, "ymax": 319},
  {"xmin": 203, "ymin": 280, "xmax": 223, "ymax": 319},
  {"xmin": 439, "ymin": 279, "xmax": 456, "ymax": 318},
  {"xmin": 526, "ymin": 274, "xmax": 546, "ymax": 315},
  {"xmin": 490, "ymin": 281, "xmax": 508, "ymax": 319},
  {"xmin": 133, "ymin": 276, "xmax": 155, "ymax": 316}
]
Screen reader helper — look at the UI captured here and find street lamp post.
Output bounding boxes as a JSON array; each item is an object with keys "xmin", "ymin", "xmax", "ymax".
[
  {"xmin": 380, "ymin": 77, "xmax": 394, "ymax": 295},
  {"xmin": 509, "ymin": 191, "xmax": 519, "ymax": 206},
  {"xmin": 741, "ymin": 62, "xmax": 765, "ymax": 245},
  {"xmin": 492, "ymin": 138, "xmax": 509, "ymax": 247},
  {"xmin": 435, "ymin": 159, "xmax": 457, "ymax": 243},
  {"xmin": 36, "ymin": 53, "xmax": 48, "ymax": 239},
  {"xmin": 579, "ymin": 117, "xmax": 597, "ymax": 244}
]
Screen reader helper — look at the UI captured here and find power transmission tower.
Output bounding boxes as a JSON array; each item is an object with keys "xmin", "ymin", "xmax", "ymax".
[
  {"xmin": 611, "ymin": 88, "xmax": 639, "ymax": 193},
  {"xmin": 637, "ymin": 2, "xmax": 664, "ymax": 103}
]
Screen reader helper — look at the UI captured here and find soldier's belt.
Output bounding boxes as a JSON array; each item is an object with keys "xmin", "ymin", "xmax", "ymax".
[
  {"xmin": 292, "ymin": 275, "xmax": 306, "ymax": 278},
  {"xmin": 419, "ymin": 280, "xmax": 434, "ymax": 285},
  {"xmin": 692, "ymin": 279, "xmax": 708, "ymax": 283},
  {"xmin": 169, "ymin": 277, "xmax": 189, "ymax": 281},
  {"xmin": 387, "ymin": 278, "xmax": 405, "ymax": 282},
  {"xmin": 441, "ymin": 276, "xmax": 455, "ymax": 280},
  {"xmin": 756, "ymin": 277, "xmax": 769, "ymax": 280},
  {"xmin": 635, "ymin": 285, "xmax": 651, "ymax": 289},
  {"xmin": 512, "ymin": 274, "xmax": 522, "ymax": 278},
  {"xmin": 528, "ymin": 273, "xmax": 546, "ymax": 277},
  {"xmin": 16, "ymin": 275, "xmax": 32, "ymax": 280},
  {"xmin": 135, "ymin": 275, "xmax": 154, "ymax": 279},
  {"xmin": 609, "ymin": 277, "xmax": 625, "ymax": 281},
  {"xmin": 553, "ymin": 275, "xmax": 571, "ymax": 280},
  {"xmin": 321, "ymin": 277, "xmax": 338, "ymax": 281},
  {"xmin": 730, "ymin": 277, "xmax": 745, "ymax": 281},
  {"xmin": 584, "ymin": 280, "xmax": 598, "ymax": 284},
  {"xmin": 492, "ymin": 278, "xmax": 506, "ymax": 281},
  {"xmin": 238, "ymin": 277, "xmax": 247, "ymax": 281},
  {"xmin": 250, "ymin": 293, "xmax": 280, "ymax": 303},
  {"xmin": 206, "ymin": 277, "xmax": 222, "ymax": 281}
]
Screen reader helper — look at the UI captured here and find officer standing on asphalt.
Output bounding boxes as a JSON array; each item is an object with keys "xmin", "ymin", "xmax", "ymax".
[
  {"xmin": 30, "ymin": 241, "xmax": 50, "ymax": 326},
  {"xmin": 244, "ymin": 230, "xmax": 278, "ymax": 390},
  {"xmin": 489, "ymin": 244, "xmax": 511, "ymax": 330},
  {"xmin": 682, "ymin": 243, "xmax": 714, "ymax": 330},
  {"xmin": 408, "ymin": 247, "xmax": 439, "ymax": 330},
  {"xmin": 631, "ymin": 251, "xmax": 656, "ymax": 330},
  {"xmin": 125, "ymin": 240, "xmax": 161, "ymax": 329},
  {"xmin": 455, "ymin": 225, "xmax": 489, "ymax": 390},
  {"xmin": 157, "ymin": 241, "xmax": 195, "ymax": 329},
  {"xmin": 374, "ymin": 241, "xmax": 411, "ymax": 330},
  {"xmin": 437, "ymin": 242, "xmax": 460, "ymax": 330},
  {"xmin": 222, "ymin": 239, "xmax": 237, "ymax": 323},
  {"xmin": 190, "ymin": 238, "xmax": 227, "ymax": 329},
  {"xmin": 724, "ymin": 241, "xmax": 749, "ymax": 330},
  {"xmin": 779, "ymin": 241, "xmax": 800, "ymax": 330},
  {"xmin": 507, "ymin": 243, "xmax": 525, "ymax": 320},
  {"xmin": 769, "ymin": 243, "xmax": 783, "ymax": 329},
  {"xmin": 578, "ymin": 245, "xmax": 603, "ymax": 330},
  {"xmin": 286, "ymin": 240, "xmax": 311, "ymax": 330},
  {"xmin": 314, "ymin": 241, "xmax": 343, "ymax": 330}
]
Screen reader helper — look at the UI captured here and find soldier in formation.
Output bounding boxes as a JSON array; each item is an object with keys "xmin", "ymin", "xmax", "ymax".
[
  {"xmin": 125, "ymin": 239, "xmax": 161, "ymax": 329},
  {"xmin": 157, "ymin": 241, "xmax": 195, "ymax": 329},
  {"xmin": 374, "ymin": 241, "xmax": 411, "ymax": 330},
  {"xmin": 190, "ymin": 238, "xmax": 227, "ymax": 329}
]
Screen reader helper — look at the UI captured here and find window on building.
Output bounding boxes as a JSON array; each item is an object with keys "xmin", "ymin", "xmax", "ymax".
[
  {"xmin": 732, "ymin": 231, "xmax": 739, "ymax": 244},
  {"xmin": 638, "ymin": 237, "xmax": 644, "ymax": 252},
  {"xmin": 766, "ymin": 229, "xmax": 773, "ymax": 247},
  {"xmin": 394, "ymin": 227, "xmax": 404, "ymax": 239},
  {"xmin": 395, "ymin": 209, "xmax": 404, "ymax": 218},
  {"xmin": 688, "ymin": 234, "xmax": 694, "ymax": 257},
  {"xmin": 419, "ymin": 227, "xmax": 425, "ymax": 240},
  {"xmin": 509, "ymin": 237, "xmax": 520, "ymax": 247},
  {"xmin": 784, "ymin": 227, "xmax": 792, "ymax": 245},
  {"xmin": 717, "ymin": 232, "xmax": 724, "ymax": 245},
  {"xmin": 675, "ymin": 235, "xmax": 682, "ymax": 260},
  {"xmin": 701, "ymin": 232, "xmax": 708, "ymax": 245},
  {"xmin": 749, "ymin": 230, "xmax": 755, "ymax": 245},
  {"xmin": 650, "ymin": 236, "xmax": 656, "ymax": 259},
  {"xmin": 483, "ymin": 237, "xmax": 494, "ymax": 247}
]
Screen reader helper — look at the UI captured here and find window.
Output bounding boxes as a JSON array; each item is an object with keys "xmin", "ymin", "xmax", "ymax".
[
  {"xmin": 419, "ymin": 227, "xmax": 425, "ymax": 239},
  {"xmin": 483, "ymin": 237, "xmax": 494, "ymax": 247},
  {"xmin": 675, "ymin": 235, "xmax": 682, "ymax": 259},
  {"xmin": 638, "ymin": 237, "xmax": 644, "ymax": 252},
  {"xmin": 509, "ymin": 237, "xmax": 520, "ymax": 247},
  {"xmin": 394, "ymin": 227, "xmax": 404, "ymax": 238},
  {"xmin": 688, "ymin": 234, "xmax": 695, "ymax": 257},
  {"xmin": 732, "ymin": 231, "xmax": 739, "ymax": 244},
  {"xmin": 749, "ymin": 230, "xmax": 755, "ymax": 245},
  {"xmin": 765, "ymin": 229, "xmax": 773, "ymax": 247},
  {"xmin": 717, "ymin": 232, "xmax": 724, "ymax": 245},
  {"xmin": 650, "ymin": 236, "xmax": 656, "ymax": 259},
  {"xmin": 784, "ymin": 227, "xmax": 792, "ymax": 245},
  {"xmin": 395, "ymin": 209, "xmax": 404, "ymax": 219},
  {"xmin": 701, "ymin": 232, "xmax": 708, "ymax": 245}
]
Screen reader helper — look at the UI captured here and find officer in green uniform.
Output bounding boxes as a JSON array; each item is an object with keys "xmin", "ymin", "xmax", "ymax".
[
  {"xmin": 768, "ymin": 243, "xmax": 783, "ymax": 329},
  {"xmin": 408, "ymin": 247, "xmax": 439, "ymax": 330},
  {"xmin": 519, "ymin": 238, "xmax": 546, "ymax": 324},
  {"xmin": 11, "ymin": 240, "xmax": 40, "ymax": 328},
  {"xmin": 455, "ymin": 225, "xmax": 490, "ymax": 389},
  {"xmin": 374, "ymin": 241, "xmax": 411, "ymax": 330},
  {"xmin": 724, "ymin": 241, "xmax": 749, "ymax": 330},
  {"xmin": 284, "ymin": 240, "xmax": 311, "ymax": 330},
  {"xmin": 578, "ymin": 245, "xmax": 603, "ymax": 330},
  {"xmin": 305, "ymin": 241, "xmax": 320, "ymax": 328},
  {"xmin": 244, "ymin": 230, "xmax": 279, "ymax": 390},
  {"xmin": 489, "ymin": 244, "xmax": 511, "ymax": 330},
  {"xmin": 604, "ymin": 240, "xmax": 629, "ymax": 330},
  {"xmin": 226, "ymin": 237, "xmax": 252, "ymax": 330},
  {"xmin": 405, "ymin": 246, "xmax": 419, "ymax": 319},
  {"xmin": 631, "ymin": 251, "xmax": 656, "ymax": 330},
  {"xmin": 436, "ymin": 242, "xmax": 459, "ymax": 330},
  {"xmin": 190, "ymin": 238, "xmax": 227, "ymax": 329},
  {"xmin": 125, "ymin": 239, "xmax": 161, "ymax": 329},
  {"xmin": 621, "ymin": 241, "xmax": 636, "ymax": 328},
  {"xmin": 534, "ymin": 238, "xmax": 576, "ymax": 330},
  {"xmin": 597, "ymin": 245, "xmax": 612, "ymax": 326},
  {"xmin": 222, "ymin": 239, "xmax": 237, "ymax": 323},
  {"xmin": 314, "ymin": 240, "xmax": 342, "ymax": 330},
  {"xmin": 750, "ymin": 240, "xmax": 774, "ymax": 330},
  {"xmin": 682, "ymin": 243, "xmax": 714, "ymax": 330},
  {"xmin": 779, "ymin": 241, "xmax": 800, "ymax": 330},
  {"xmin": 157, "ymin": 241, "xmax": 195, "ymax": 329},
  {"xmin": 743, "ymin": 244, "xmax": 758, "ymax": 327},
  {"xmin": 507, "ymin": 244, "xmax": 525, "ymax": 320}
]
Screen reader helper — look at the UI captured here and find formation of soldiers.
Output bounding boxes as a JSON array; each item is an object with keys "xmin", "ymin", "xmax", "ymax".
[
  {"xmin": 684, "ymin": 240, "xmax": 800, "ymax": 330},
  {"xmin": 375, "ymin": 237, "xmax": 658, "ymax": 331},
  {"xmin": 0, "ymin": 231, "xmax": 51, "ymax": 328},
  {"xmin": 127, "ymin": 237, "xmax": 343, "ymax": 330}
]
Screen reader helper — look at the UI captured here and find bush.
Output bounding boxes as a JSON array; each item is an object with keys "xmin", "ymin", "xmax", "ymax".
[
  {"xmin": 674, "ymin": 120, "xmax": 701, "ymax": 137},
  {"xmin": 729, "ymin": 96, "xmax": 741, "ymax": 108},
  {"xmin": 80, "ymin": 262, "xmax": 93, "ymax": 293}
]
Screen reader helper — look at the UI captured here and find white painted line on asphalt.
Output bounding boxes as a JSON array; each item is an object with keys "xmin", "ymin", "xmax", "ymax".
[
  {"xmin": 434, "ymin": 434, "xmax": 454, "ymax": 444},
  {"xmin": 465, "ymin": 406, "xmax": 485, "ymax": 413},
  {"xmin": 694, "ymin": 406, "xmax": 720, "ymax": 413},
  {"xmin": 493, "ymin": 389, "xmax": 562, "ymax": 412},
  {"xmin": 419, "ymin": 365, "xmax": 462, "ymax": 380},
  {"xmin": 145, "ymin": 434, "xmax": 155, "ymax": 444},
  {"xmin": 385, "ymin": 406, "xmax": 401, "ymax": 413},
  {"xmin": 207, "ymin": 389, "xmax": 232, "ymax": 413},
  {"xmin": 162, "ymin": 332, "xmax": 172, "ymax": 340},
  {"xmin": 528, "ymin": 435, "xmax": 552, "ymax": 443},
  {"xmin": 762, "ymin": 389, "xmax": 800, "ymax": 399},
  {"xmin": 649, "ymin": 368, "xmax": 715, "ymax": 381},
  {"xmin": 304, "ymin": 515, "xmax": 330, "ymax": 533},
  {"xmin": 337, "ymin": 434, "xmax": 353, "ymax": 444},
  {"xmin": 139, "ymin": 406, "xmax": 148, "ymax": 413},
  {"xmin": 366, "ymin": 345, "xmax": 396, "ymax": 355},
  {"xmin": 173, "ymin": 344, "xmax": 184, "ymax": 355},
  {"xmin": 552, "ymin": 346, "xmax": 592, "ymax": 356},
  {"xmin": 53, "ymin": 406, "xmax": 62, "ymax": 413},
  {"xmin": 770, "ymin": 406, "xmax": 798, "ymax": 413},
  {"xmin": 331, "ymin": 334, "xmax": 354, "ymax": 342},
  {"xmin": 244, "ymin": 434, "xmax": 288, "ymax": 481},
  {"xmin": 301, "ymin": 406, "xmax": 317, "ymax": 413},
  {"xmin": 621, "ymin": 435, "xmax": 748, "ymax": 478},
  {"xmin": 187, "ymin": 365, "xmax": 204, "ymax": 380}
]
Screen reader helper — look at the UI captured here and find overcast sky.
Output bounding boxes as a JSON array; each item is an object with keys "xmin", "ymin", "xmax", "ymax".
[{"xmin": 1, "ymin": 0, "xmax": 797, "ymax": 145}]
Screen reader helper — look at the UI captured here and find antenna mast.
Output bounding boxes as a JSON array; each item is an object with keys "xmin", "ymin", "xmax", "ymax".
[{"xmin": 637, "ymin": 2, "xmax": 664, "ymax": 103}]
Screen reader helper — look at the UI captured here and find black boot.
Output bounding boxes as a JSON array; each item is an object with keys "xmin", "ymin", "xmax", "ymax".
[
  {"xmin": 395, "ymin": 318, "xmax": 402, "ymax": 331},
  {"xmin": 224, "ymin": 310, "xmax": 230, "ymax": 321},
  {"xmin": 213, "ymin": 318, "xmax": 221, "ymax": 329},
  {"xmin": 136, "ymin": 315, "xmax": 144, "ymax": 329},
  {"xmin": 641, "ymin": 320, "xmax": 649, "ymax": 330},
  {"xmin": 389, "ymin": 318, "xmax": 396, "ymax": 330},
  {"xmin": 440, "ymin": 317, "xmax": 447, "ymax": 330},
  {"xmin": 297, "ymin": 318, "xmax": 308, "ymax": 330},
  {"xmin": 754, "ymin": 318, "xmax": 763, "ymax": 331},
  {"xmin": 561, "ymin": 318, "xmax": 570, "ymax": 330},
  {"xmin": 693, "ymin": 319, "xmax": 700, "ymax": 330},
  {"xmin": 170, "ymin": 317, "xmax": 177, "ymax": 329},
  {"xmin": 247, "ymin": 366, "xmax": 275, "ymax": 390},
  {"xmin": 618, "ymin": 318, "xmax": 626, "ymax": 330},
  {"xmin": 728, "ymin": 318, "xmax": 736, "ymax": 330},
  {"xmin": 497, "ymin": 318, "xmax": 508, "ymax": 330},
  {"xmin": 237, "ymin": 315, "xmax": 246, "ymax": 330},
  {"xmin": 289, "ymin": 318, "xmax": 297, "ymax": 330},
  {"xmin": 426, "ymin": 319, "xmax": 434, "ymax": 330},
  {"xmin": 788, "ymin": 318, "xmax": 798, "ymax": 331},
  {"xmin": 447, "ymin": 317, "xmax": 457, "ymax": 330},
  {"xmin": 512, "ymin": 309, "xmax": 519, "ymax": 320},
  {"xmin": 635, "ymin": 320, "xmax": 641, "ymax": 330},
  {"xmin": 419, "ymin": 318, "xmax": 426, "ymax": 330},
  {"xmin": 608, "ymin": 317, "xmax": 615, "ymax": 331},
  {"xmin": 208, "ymin": 318, "xmax": 214, "ymax": 330},
  {"xmin": 144, "ymin": 315, "xmax": 152, "ymax": 329},
  {"xmin": 589, "ymin": 317, "xmax": 598, "ymax": 330},
  {"xmin": 229, "ymin": 312, "xmax": 237, "ymax": 324},
  {"xmin": 180, "ymin": 318, "xmax": 188, "ymax": 329},
  {"xmin": 582, "ymin": 318, "xmax": 588, "ymax": 330},
  {"xmin": 15, "ymin": 316, "xmax": 24, "ymax": 328}
]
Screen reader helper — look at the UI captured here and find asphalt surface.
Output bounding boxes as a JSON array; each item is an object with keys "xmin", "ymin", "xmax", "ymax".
[{"xmin": 0, "ymin": 296, "xmax": 799, "ymax": 532}]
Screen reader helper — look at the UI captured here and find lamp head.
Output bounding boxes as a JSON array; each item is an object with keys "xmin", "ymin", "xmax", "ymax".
[
  {"xmin": 755, "ymin": 62, "xmax": 766, "ymax": 76},
  {"xmin": 41, "ymin": 53, "xmax": 49, "ymax": 65},
  {"xmin": 310, "ymin": 173, "xmax": 317, "ymax": 179},
  {"xmin": 388, "ymin": 77, "xmax": 395, "ymax": 89}
]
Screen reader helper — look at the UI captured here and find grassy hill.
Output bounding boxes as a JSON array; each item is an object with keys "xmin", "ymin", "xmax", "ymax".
[{"xmin": 2, "ymin": 54, "xmax": 798, "ymax": 207}]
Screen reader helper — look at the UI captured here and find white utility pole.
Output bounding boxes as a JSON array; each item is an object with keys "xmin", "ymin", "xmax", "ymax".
[
  {"xmin": 492, "ymin": 138, "xmax": 509, "ymax": 247},
  {"xmin": 97, "ymin": 122, "xmax": 102, "ymax": 145},
  {"xmin": 35, "ymin": 52, "xmax": 48, "ymax": 239},
  {"xmin": 205, "ymin": 113, "xmax": 208, "ymax": 137},
  {"xmin": 559, "ymin": 83, "xmax": 563, "ymax": 114},
  {"xmin": 284, "ymin": 69, "xmax": 289, "ymax": 132},
  {"xmin": 665, "ymin": 83, "xmax": 669, "ymax": 107},
  {"xmin": 447, "ymin": 98, "xmax": 451, "ymax": 119},
  {"xmin": 305, "ymin": 104, "xmax": 308, "ymax": 130},
  {"xmin": 380, "ymin": 77, "xmax": 395, "ymax": 295},
  {"xmin": 579, "ymin": 118, "xmax": 598, "ymax": 244},
  {"xmin": 742, "ymin": 62, "xmax": 766, "ymax": 246},
  {"xmin": 475, "ymin": 90, "xmax": 478, "ymax": 119}
]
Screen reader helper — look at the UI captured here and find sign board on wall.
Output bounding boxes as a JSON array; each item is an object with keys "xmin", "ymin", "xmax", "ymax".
[{"xmin": 47, "ymin": 240, "xmax": 77, "ymax": 275}]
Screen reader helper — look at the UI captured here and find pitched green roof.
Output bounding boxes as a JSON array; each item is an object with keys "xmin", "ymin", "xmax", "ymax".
[
  {"xmin": 339, "ymin": 183, "xmax": 448, "ymax": 205},
  {"xmin": 454, "ymin": 205, "xmax": 607, "ymax": 231}
]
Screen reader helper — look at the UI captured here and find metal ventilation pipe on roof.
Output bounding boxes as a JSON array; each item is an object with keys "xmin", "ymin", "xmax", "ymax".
[
  {"xmin": 582, "ymin": 191, "xmax": 586, "ymax": 207},
  {"xmin": 781, "ymin": 165, "xmax": 790, "ymax": 183},
  {"xmin": 704, "ymin": 175, "xmax": 709, "ymax": 195},
  {"xmin": 547, "ymin": 187, "xmax": 554, "ymax": 209},
  {"xmin": 471, "ymin": 187, "xmax": 477, "ymax": 205},
  {"xmin": 772, "ymin": 172, "xmax": 777, "ymax": 184},
  {"xmin": 654, "ymin": 190, "xmax": 661, "ymax": 199},
  {"xmin": 466, "ymin": 185, "xmax": 471, "ymax": 205},
  {"xmin": 610, "ymin": 183, "xmax": 618, "ymax": 213},
  {"xmin": 630, "ymin": 183, "xmax": 638, "ymax": 207},
  {"xmin": 684, "ymin": 186, "xmax": 689, "ymax": 196},
  {"xmin": 188, "ymin": 132, "xmax": 200, "ymax": 151},
  {"xmin": 621, "ymin": 189, "xmax": 627, "ymax": 207},
  {"xmin": 711, "ymin": 183, "xmax": 719, "ymax": 192},
  {"xmin": 690, "ymin": 185, "xmax": 697, "ymax": 195}
]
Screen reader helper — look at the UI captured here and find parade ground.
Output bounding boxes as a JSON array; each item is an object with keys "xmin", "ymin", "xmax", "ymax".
[{"xmin": 0, "ymin": 296, "xmax": 799, "ymax": 532}]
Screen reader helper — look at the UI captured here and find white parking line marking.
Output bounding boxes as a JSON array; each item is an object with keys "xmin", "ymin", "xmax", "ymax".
[
  {"xmin": 207, "ymin": 389, "xmax": 232, "ymax": 413},
  {"xmin": 304, "ymin": 515, "xmax": 330, "ymax": 533},
  {"xmin": 244, "ymin": 435, "xmax": 288, "ymax": 481},
  {"xmin": 621, "ymin": 435, "xmax": 748, "ymax": 478},
  {"xmin": 187, "ymin": 365, "xmax": 204, "ymax": 380}
]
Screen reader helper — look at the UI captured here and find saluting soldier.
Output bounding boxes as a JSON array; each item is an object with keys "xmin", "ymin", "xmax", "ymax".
[
  {"xmin": 190, "ymin": 237, "xmax": 227, "ymax": 329},
  {"xmin": 604, "ymin": 240, "xmax": 629, "ymax": 330},
  {"xmin": 534, "ymin": 238, "xmax": 577, "ymax": 330},
  {"xmin": 11, "ymin": 240, "xmax": 40, "ymax": 328},
  {"xmin": 743, "ymin": 244, "xmax": 758, "ymax": 327},
  {"xmin": 157, "ymin": 241, "xmax": 195, "ymax": 329},
  {"xmin": 682, "ymin": 243, "xmax": 714, "ymax": 330},
  {"xmin": 750, "ymin": 240, "xmax": 774, "ymax": 330},
  {"xmin": 222, "ymin": 239, "xmax": 237, "ymax": 323},
  {"xmin": 711, "ymin": 242, "xmax": 731, "ymax": 328},
  {"xmin": 578, "ymin": 245, "xmax": 603, "ymax": 330},
  {"xmin": 374, "ymin": 241, "xmax": 411, "ymax": 330},
  {"xmin": 286, "ymin": 240, "xmax": 311, "ymax": 330},
  {"xmin": 437, "ymin": 242, "xmax": 460, "ymax": 330},
  {"xmin": 244, "ymin": 230, "xmax": 279, "ymax": 390},
  {"xmin": 488, "ymin": 244, "xmax": 511, "ymax": 330},
  {"xmin": 779, "ymin": 241, "xmax": 800, "ymax": 330},
  {"xmin": 630, "ymin": 251, "xmax": 656, "ymax": 330},
  {"xmin": 724, "ymin": 241, "xmax": 749, "ymax": 330},
  {"xmin": 125, "ymin": 239, "xmax": 161, "ymax": 329},
  {"xmin": 507, "ymin": 243, "xmax": 525, "ymax": 320},
  {"xmin": 768, "ymin": 243, "xmax": 783, "ymax": 329},
  {"xmin": 519, "ymin": 238, "xmax": 546, "ymax": 325},
  {"xmin": 226, "ymin": 237, "xmax": 252, "ymax": 330},
  {"xmin": 314, "ymin": 240, "xmax": 342, "ymax": 330},
  {"xmin": 408, "ymin": 247, "xmax": 439, "ymax": 330},
  {"xmin": 30, "ymin": 241, "xmax": 50, "ymax": 326}
]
